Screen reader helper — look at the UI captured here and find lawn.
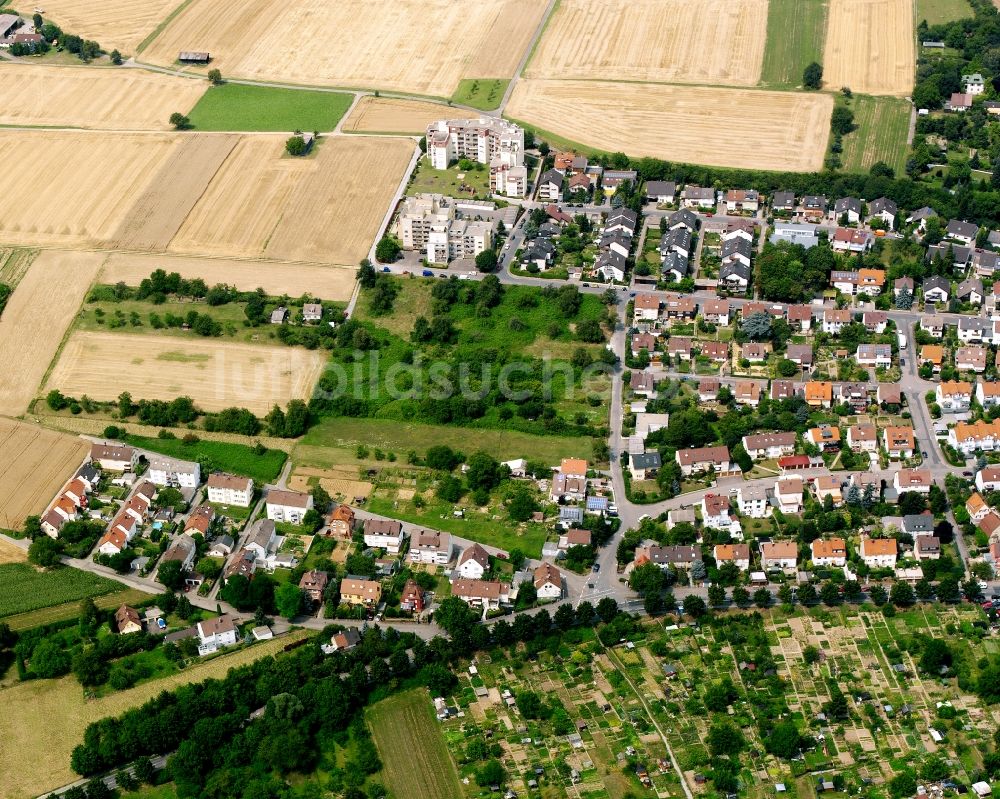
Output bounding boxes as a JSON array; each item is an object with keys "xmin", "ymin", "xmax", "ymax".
[
  {"xmin": 186, "ymin": 83, "xmax": 354, "ymax": 132},
  {"xmin": 839, "ymin": 94, "xmax": 911, "ymax": 176},
  {"xmin": 0, "ymin": 563, "xmax": 125, "ymax": 619},
  {"xmin": 450, "ymin": 78, "xmax": 509, "ymax": 111},
  {"xmin": 915, "ymin": 0, "xmax": 973, "ymax": 25},
  {"xmin": 126, "ymin": 436, "xmax": 287, "ymax": 483},
  {"xmin": 406, "ymin": 156, "xmax": 492, "ymax": 200},
  {"xmin": 298, "ymin": 417, "xmax": 594, "ymax": 464},
  {"xmin": 2, "ymin": 587, "xmax": 150, "ymax": 631},
  {"xmin": 759, "ymin": 0, "xmax": 828, "ymax": 88},
  {"xmin": 367, "ymin": 689, "xmax": 463, "ymax": 799}
]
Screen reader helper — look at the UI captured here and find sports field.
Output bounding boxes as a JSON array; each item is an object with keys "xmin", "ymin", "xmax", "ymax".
[
  {"xmin": 759, "ymin": 0, "xmax": 829, "ymax": 88},
  {"xmin": 0, "ymin": 632, "xmax": 309, "ymax": 799},
  {"xmin": 839, "ymin": 95, "xmax": 912, "ymax": 175},
  {"xmin": 0, "ymin": 419, "xmax": 90, "ymax": 531},
  {"xmin": 187, "ymin": 84, "xmax": 354, "ymax": 131},
  {"xmin": 0, "ymin": 132, "xmax": 180, "ymax": 249},
  {"xmin": 169, "ymin": 135, "xmax": 413, "ymax": 264},
  {"xmin": 0, "ymin": 250, "xmax": 105, "ymax": 415},
  {"xmin": 367, "ymin": 690, "xmax": 463, "ymax": 799},
  {"xmin": 0, "ymin": 65, "xmax": 206, "ymax": 130},
  {"xmin": 100, "ymin": 253, "xmax": 357, "ymax": 300},
  {"xmin": 342, "ymin": 96, "xmax": 449, "ymax": 135},
  {"xmin": 525, "ymin": 0, "xmax": 768, "ymax": 86},
  {"xmin": 46, "ymin": 331, "xmax": 327, "ymax": 415},
  {"xmin": 823, "ymin": 0, "xmax": 915, "ymax": 95},
  {"xmin": 142, "ymin": 0, "xmax": 547, "ymax": 96},
  {"xmin": 35, "ymin": 0, "xmax": 186, "ymax": 54},
  {"xmin": 506, "ymin": 80, "xmax": 833, "ymax": 173},
  {"xmin": 915, "ymin": 0, "xmax": 973, "ymax": 23}
]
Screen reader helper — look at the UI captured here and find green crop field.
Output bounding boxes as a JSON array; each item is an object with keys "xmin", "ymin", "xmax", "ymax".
[
  {"xmin": 3, "ymin": 588, "xmax": 150, "ymax": 631},
  {"xmin": 839, "ymin": 95, "xmax": 911, "ymax": 176},
  {"xmin": 759, "ymin": 0, "xmax": 828, "ymax": 88},
  {"xmin": 915, "ymin": 0, "xmax": 973, "ymax": 25},
  {"xmin": 367, "ymin": 689, "xmax": 463, "ymax": 799},
  {"xmin": 0, "ymin": 564, "xmax": 125, "ymax": 619},
  {"xmin": 126, "ymin": 436, "xmax": 287, "ymax": 483},
  {"xmin": 187, "ymin": 83, "xmax": 354, "ymax": 132},
  {"xmin": 451, "ymin": 78, "xmax": 509, "ymax": 111}
]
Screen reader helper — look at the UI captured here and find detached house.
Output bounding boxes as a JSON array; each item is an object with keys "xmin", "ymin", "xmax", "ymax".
[
  {"xmin": 867, "ymin": 197, "xmax": 897, "ymax": 229},
  {"xmin": 956, "ymin": 345, "xmax": 988, "ymax": 373},
  {"xmin": 834, "ymin": 197, "xmax": 862, "ymax": 224},
  {"xmin": 742, "ymin": 432, "xmax": 796, "ymax": 460},
  {"xmin": 946, "ymin": 219, "xmax": 979, "ymax": 246},
  {"xmin": 266, "ymin": 489, "xmax": 313, "ymax": 524},
  {"xmin": 737, "ymin": 484, "xmax": 770, "ymax": 518},
  {"xmin": 90, "ymin": 442, "xmax": 138, "ymax": 473},
  {"xmin": 676, "ymin": 446, "xmax": 732, "ymax": 476},
  {"xmin": 775, "ymin": 476, "xmax": 804, "ymax": 513},
  {"xmin": 936, "ymin": 381, "xmax": 972, "ymax": 412},
  {"xmin": 923, "ymin": 276, "xmax": 951, "ymax": 304},
  {"xmin": 856, "ymin": 344, "xmax": 892, "ymax": 368},
  {"xmin": 806, "ymin": 425, "xmax": 841, "ymax": 451},
  {"xmin": 340, "ymin": 578, "xmax": 382, "ymax": 607},
  {"xmin": 831, "ymin": 228, "xmax": 873, "ymax": 254},
  {"xmin": 724, "ymin": 189, "xmax": 760, "ymax": 213},
  {"xmin": 893, "ymin": 469, "xmax": 933, "ymax": 495},
  {"xmin": 452, "ymin": 579, "xmax": 509, "ymax": 610},
  {"xmin": 957, "ymin": 277, "xmax": 984, "ymax": 305},
  {"xmin": 860, "ymin": 537, "xmax": 897, "ymax": 569},
  {"xmin": 883, "ymin": 426, "xmax": 916, "ymax": 459},
  {"xmin": 533, "ymin": 563, "xmax": 563, "ymax": 599},
  {"xmin": 714, "ymin": 544, "xmax": 751, "ymax": 572},
  {"xmin": 702, "ymin": 493, "xmax": 737, "ymax": 532},
  {"xmin": 761, "ymin": 541, "xmax": 797, "ymax": 572},
  {"xmin": 702, "ymin": 298, "xmax": 731, "ymax": 325},
  {"xmin": 633, "ymin": 293, "xmax": 661, "ymax": 324},
  {"xmin": 681, "ymin": 185, "xmax": 715, "ymax": 209},
  {"xmin": 410, "ymin": 529, "xmax": 452, "ymax": 564},
  {"xmin": 847, "ymin": 424, "xmax": 878, "ymax": 453},
  {"xmin": 978, "ymin": 465, "xmax": 1000, "ymax": 492},
  {"xmin": 811, "ymin": 537, "xmax": 847, "ymax": 567},
  {"xmin": 456, "ymin": 543, "xmax": 491, "ymax": 580},
  {"xmin": 823, "ymin": 309, "xmax": 851, "ymax": 335},
  {"xmin": 805, "ymin": 381, "xmax": 833, "ymax": 408},
  {"xmin": 363, "ymin": 518, "xmax": 405, "ymax": 554}
]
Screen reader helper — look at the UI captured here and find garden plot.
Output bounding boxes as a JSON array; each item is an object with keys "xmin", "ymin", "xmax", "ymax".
[{"xmin": 142, "ymin": 0, "xmax": 547, "ymax": 96}]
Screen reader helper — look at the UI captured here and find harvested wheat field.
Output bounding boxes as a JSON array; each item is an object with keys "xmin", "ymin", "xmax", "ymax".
[
  {"xmin": 101, "ymin": 253, "xmax": 357, "ymax": 301},
  {"xmin": 47, "ymin": 331, "xmax": 327, "ymax": 415},
  {"xmin": 109, "ymin": 134, "xmax": 239, "ymax": 250},
  {"xmin": 824, "ymin": 0, "xmax": 915, "ymax": 95},
  {"xmin": 35, "ymin": 0, "xmax": 186, "ymax": 54},
  {"xmin": 525, "ymin": 0, "xmax": 768, "ymax": 86},
  {"xmin": 288, "ymin": 466, "xmax": 373, "ymax": 499},
  {"xmin": 0, "ymin": 418, "xmax": 89, "ymax": 531},
  {"xmin": 0, "ymin": 131, "xmax": 180, "ymax": 249},
  {"xmin": 0, "ymin": 632, "xmax": 308, "ymax": 799},
  {"xmin": 0, "ymin": 250, "xmax": 105, "ymax": 415},
  {"xmin": 0, "ymin": 538, "xmax": 26, "ymax": 564},
  {"xmin": 507, "ymin": 80, "xmax": 833, "ymax": 173},
  {"xmin": 143, "ymin": 0, "xmax": 547, "ymax": 96},
  {"xmin": 343, "ymin": 96, "xmax": 449, "ymax": 135},
  {"xmin": 0, "ymin": 64, "xmax": 206, "ymax": 129},
  {"xmin": 170, "ymin": 135, "xmax": 413, "ymax": 264}
]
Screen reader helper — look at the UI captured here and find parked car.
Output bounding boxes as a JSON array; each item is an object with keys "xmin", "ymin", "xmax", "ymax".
[
  {"xmin": 382, "ymin": 266, "xmax": 391, "ymax": 272},
  {"xmin": 421, "ymin": 269, "xmax": 434, "ymax": 277}
]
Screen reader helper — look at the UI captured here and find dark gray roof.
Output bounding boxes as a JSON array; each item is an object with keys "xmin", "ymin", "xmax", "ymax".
[
  {"xmin": 772, "ymin": 191, "xmax": 795, "ymax": 208},
  {"xmin": 631, "ymin": 452, "xmax": 662, "ymax": 469},
  {"xmin": 721, "ymin": 237, "xmax": 752, "ymax": 258},
  {"xmin": 667, "ymin": 208, "xmax": 698, "ymax": 230},
  {"xmin": 869, "ymin": 197, "xmax": 897, "ymax": 216},
  {"xmin": 922, "ymin": 275, "xmax": 951, "ymax": 294},
  {"xmin": 903, "ymin": 514, "xmax": 934, "ymax": 532},
  {"xmin": 540, "ymin": 168, "xmax": 564, "ymax": 188},
  {"xmin": 645, "ymin": 180, "xmax": 676, "ymax": 197},
  {"xmin": 662, "ymin": 252, "xmax": 689, "ymax": 278},
  {"xmin": 720, "ymin": 261, "xmax": 751, "ymax": 281},
  {"xmin": 834, "ymin": 197, "xmax": 862, "ymax": 215},
  {"xmin": 947, "ymin": 219, "xmax": 979, "ymax": 239}
]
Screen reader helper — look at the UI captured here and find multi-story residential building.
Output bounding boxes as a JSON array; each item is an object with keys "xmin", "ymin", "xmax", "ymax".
[
  {"xmin": 847, "ymin": 424, "xmax": 878, "ymax": 453},
  {"xmin": 409, "ymin": 530, "xmax": 452, "ymax": 564},
  {"xmin": 90, "ymin": 442, "xmax": 138, "ymax": 472},
  {"xmin": 883, "ymin": 426, "xmax": 916, "ymax": 459},
  {"xmin": 265, "ymin": 489, "xmax": 313, "ymax": 524},
  {"xmin": 893, "ymin": 469, "xmax": 933, "ymax": 495},
  {"xmin": 966, "ymin": 492, "xmax": 990, "ymax": 522},
  {"xmin": 775, "ymin": 476, "xmax": 804, "ymax": 513},
  {"xmin": 811, "ymin": 537, "xmax": 847, "ymax": 567},
  {"xmin": 936, "ymin": 381, "xmax": 973, "ymax": 412},
  {"xmin": 860, "ymin": 536, "xmax": 897, "ymax": 569},
  {"xmin": 206, "ymin": 472, "xmax": 253, "ymax": 507},
  {"xmin": 395, "ymin": 193, "xmax": 494, "ymax": 264},
  {"xmin": 451, "ymin": 579, "xmax": 510, "ymax": 610},
  {"xmin": 737, "ymin": 485, "xmax": 771, "ymax": 518},
  {"xmin": 147, "ymin": 456, "xmax": 200, "ymax": 489},
  {"xmin": 761, "ymin": 541, "xmax": 797, "ymax": 571},
  {"xmin": 956, "ymin": 345, "xmax": 988, "ymax": 373},
  {"xmin": 822, "ymin": 309, "xmax": 851, "ymax": 334},
  {"xmin": 977, "ymin": 381, "xmax": 1000, "ymax": 409},
  {"xmin": 675, "ymin": 446, "xmax": 732, "ymax": 476},
  {"xmin": 949, "ymin": 419, "xmax": 1000, "ymax": 454},
  {"xmin": 702, "ymin": 493, "xmax": 736, "ymax": 531},
  {"xmin": 977, "ymin": 465, "xmax": 1000, "ymax": 492},
  {"xmin": 363, "ymin": 518, "xmax": 406, "ymax": 554},
  {"xmin": 425, "ymin": 118, "xmax": 526, "ymax": 197},
  {"xmin": 340, "ymin": 578, "xmax": 383, "ymax": 606},
  {"xmin": 742, "ymin": 432, "xmax": 796, "ymax": 460}
]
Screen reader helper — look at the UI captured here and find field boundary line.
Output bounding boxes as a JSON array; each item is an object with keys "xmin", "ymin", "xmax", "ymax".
[{"xmin": 135, "ymin": 0, "xmax": 198, "ymax": 54}]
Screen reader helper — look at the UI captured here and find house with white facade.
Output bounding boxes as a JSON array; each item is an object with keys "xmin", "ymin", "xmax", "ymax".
[
  {"xmin": 363, "ymin": 518, "xmax": 406, "ymax": 554},
  {"xmin": 456, "ymin": 543, "xmax": 490, "ymax": 580},
  {"xmin": 860, "ymin": 537, "xmax": 897, "ymax": 569},
  {"xmin": 409, "ymin": 529, "xmax": 452, "ymax": 564},
  {"xmin": 206, "ymin": 473, "xmax": 253, "ymax": 507},
  {"xmin": 760, "ymin": 541, "xmax": 797, "ymax": 571},
  {"xmin": 811, "ymin": 537, "xmax": 847, "ymax": 567},
  {"xmin": 147, "ymin": 456, "xmax": 200, "ymax": 489},
  {"xmin": 737, "ymin": 484, "xmax": 771, "ymax": 518},
  {"xmin": 936, "ymin": 381, "xmax": 973, "ymax": 413},
  {"xmin": 714, "ymin": 544, "xmax": 751, "ymax": 572},
  {"xmin": 742, "ymin": 432, "xmax": 796, "ymax": 460},
  {"xmin": 425, "ymin": 117, "xmax": 526, "ymax": 197},
  {"xmin": 265, "ymin": 489, "xmax": 313, "ymax": 524},
  {"xmin": 197, "ymin": 615, "xmax": 239, "ymax": 656},
  {"xmin": 775, "ymin": 477, "xmax": 804, "ymax": 513}
]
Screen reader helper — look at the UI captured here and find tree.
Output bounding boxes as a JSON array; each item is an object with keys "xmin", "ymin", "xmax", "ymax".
[
  {"xmin": 869, "ymin": 584, "xmax": 888, "ymax": 606},
  {"xmin": 963, "ymin": 578, "xmax": 985, "ymax": 603},
  {"xmin": 207, "ymin": 68, "xmax": 223, "ymax": 85},
  {"xmin": 375, "ymin": 235, "xmax": 401, "ymax": 263},
  {"xmin": 919, "ymin": 639, "xmax": 952, "ymax": 675},
  {"xmin": 169, "ymin": 112, "xmax": 191, "ymax": 130},
  {"xmin": 803, "ymin": 62, "xmax": 823, "ymax": 89},
  {"xmin": 823, "ymin": 687, "xmax": 849, "ymax": 720},
  {"xmin": 843, "ymin": 580, "xmax": 863, "ymax": 602},
  {"xmin": 630, "ymin": 562, "xmax": 666, "ymax": 595},
  {"xmin": 896, "ymin": 286, "xmax": 913, "ymax": 310},
  {"xmin": 466, "ymin": 451, "xmax": 504, "ymax": 492},
  {"xmin": 741, "ymin": 311, "xmax": 772, "ymax": 341},
  {"xmin": 28, "ymin": 536, "xmax": 62, "ymax": 568},
  {"xmin": 797, "ymin": 582, "xmax": 817, "ymax": 606},
  {"xmin": 683, "ymin": 594, "xmax": 707, "ymax": 619},
  {"xmin": 753, "ymin": 587, "xmax": 772, "ymax": 608},
  {"xmin": 156, "ymin": 559, "xmax": 185, "ymax": 590},
  {"xmin": 831, "ymin": 106, "xmax": 855, "ymax": 136},
  {"xmin": 475, "ymin": 249, "xmax": 499, "ymax": 273},
  {"xmin": 707, "ymin": 720, "xmax": 745, "ymax": 757},
  {"xmin": 285, "ymin": 135, "xmax": 309, "ymax": 156},
  {"xmin": 890, "ymin": 581, "xmax": 915, "ymax": 607},
  {"xmin": 732, "ymin": 586, "xmax": 751, "ymax": 607},
  {"xmin": 110, "ymin": 49, "xmax": 122, "ymax": 65},
  {"xmin": 820, "ymin": 581, "xmax": 841, "ymax": 606},
  {"xmin": 357, "ymin": 259, "xmax": 378, "ymax": 289},
  {"xmin": 778, "ymin": 583, "xmax": 794, "ymax": 606},
  {"xmin": 765, "ymin": 720, "xmax": 803, "ymax": 759},
  {"xmin": 708, "ymin": 583, "xmax": 727, "ymax": 608},
  {"xmin": 476, "ymin": 759, "xmax": 505, "ymax": 787},
  {"xmin": 596, "ymin": 597, "xmax": 619, "ymax": 623}
]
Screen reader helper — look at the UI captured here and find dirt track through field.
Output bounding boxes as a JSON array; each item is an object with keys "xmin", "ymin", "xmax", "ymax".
[
  {"xmin": 0, "ymin": 250, "xmax": 105, "ymax": 415},
  {"xmin": 35, "ymin": 0, "xmax": 187, "ymax": 54},
  {"xmin": 525, "ymin": 0, "xmax": 768, "ymax": 86},
  {"xmin": 824, "ymin": 0, "xmax": 915, "ymax": 95},
  {"xmin": 0, "ymin": 418, "xmax": 89, "ymax": 531},
  {"xmin": 507, "ymin": 80, "xmax": 833, "ymax": 172},
  {"xmin": 100, "ymin": 253, "xmax": 357, "ymax": 301},
  {"xmin": 46, "ymin": 331, "xmax": 328, "ymax": 414},
  {"xmin": 169, "ymin": 135, "xmax": 413, "ymax": 265},
  {"xmin": 0, "ymin": 131, "xmax": 180, "ymax": 249},
  {"xmin": 143, "ymin": 0, "xmax": 547, "ymax": 96},
  {"xmin": 342, "ymin": 96, "xmax": 447, "ymax": 134},
  {"xmin": 110, "ymin": 133, "xmax": 239, "ymax": 250},
  {"xmin": 0, "ymin": 65, "xmax": 206, "ymax": 129}
]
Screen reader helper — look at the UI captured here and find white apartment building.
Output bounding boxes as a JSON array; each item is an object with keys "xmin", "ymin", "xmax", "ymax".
[
  {"xmin": 425, "ymin": 118, "xmax": 526, "ymax": 197},
  {"xmin": 206, "ymin": 472, "xmax": 253, "ymax": 507},
  {"xmin": 147, "ymin": 456, "xmax": 200, "ymax": 489},
  {"xmin": 265, "ymin": 489, "xmax": 314, "ymax": 524},
  {"xmin": 737, "ymin": 485, "xmax": 771, "ymax": 518},
  {"xmin": 395, "ymin": 193, "xmax": 495, "ymax": 264}
]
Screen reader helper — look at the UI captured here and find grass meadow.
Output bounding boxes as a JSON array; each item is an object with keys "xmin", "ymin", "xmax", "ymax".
[
  {"xmin": 125, "ymin": 436, "xmax": 287, "ymax": 483},
  {"xmin": 839, "ymin": 94, "xmax": 911, "ymax": 176},
  {"xmin": 0, "ymin": 564, "xmax": 125, "ymax": 619},
  {"xmin": 187, "ymin": 83, "xmax": 354, "ymax": 132},
  {"xmin": 450, "ymin": 78, "xmax": 509, "ymax": 111},
  {"xmin": 915, "ymin": 0, "xmax": 973, "ymax": 25},
  {"xmin": 367, "ymin": 689, "xmax": 463, "ymax": 799},
  {"xmin": 759, "ymin": 0, "xmax": 828, "ymax": 88}
]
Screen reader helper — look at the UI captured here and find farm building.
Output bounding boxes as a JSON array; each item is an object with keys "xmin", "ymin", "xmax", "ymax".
[{"xmin": 179, "ymin": 51, "xmax": 211, "ymax": 63}]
